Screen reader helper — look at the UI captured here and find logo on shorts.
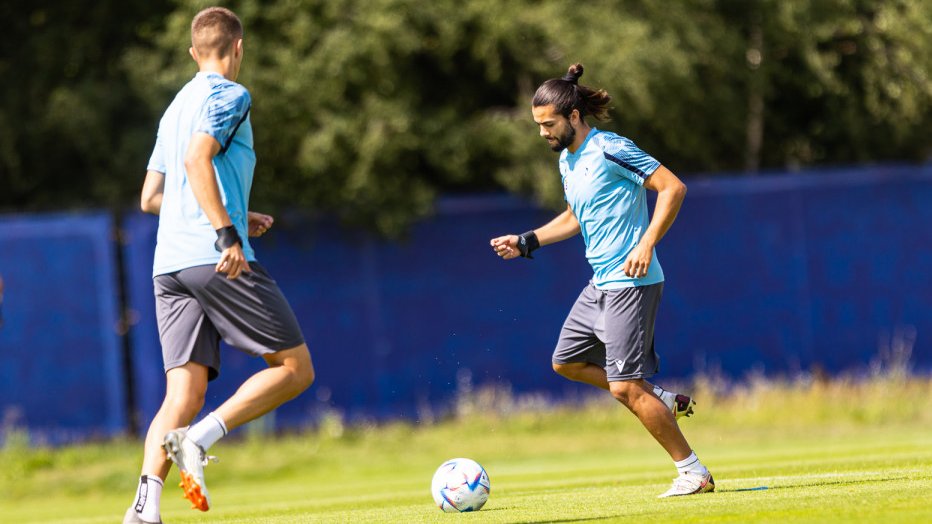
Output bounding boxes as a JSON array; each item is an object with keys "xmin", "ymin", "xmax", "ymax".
[{"xmin": 615, "ymin": 359, "xmax": 626, "ymax": 373}]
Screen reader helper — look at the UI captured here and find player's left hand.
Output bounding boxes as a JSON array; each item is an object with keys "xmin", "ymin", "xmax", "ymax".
[
  {"xmin": 248, "ymin": 211, "xmax": 274, "ymax": 237},
  {"xmin": 622, "ymin": 242, "xmax": 653, "ymax": 278}
]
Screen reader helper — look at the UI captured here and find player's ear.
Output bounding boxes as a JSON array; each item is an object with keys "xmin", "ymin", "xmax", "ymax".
[
  {"xmin": 189, "ymin": 46, "xmax": 198, "ymax": 62},
  {"xmin": 235, "ymin": 38, "xmax": 243, "ymax": 57},
  {"xmin": 569, "ymin": 109, "xmax": 580, "ymax": 126}
]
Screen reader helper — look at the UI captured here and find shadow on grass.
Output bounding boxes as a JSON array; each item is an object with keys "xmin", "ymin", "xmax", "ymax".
[
  {"xmin": 515, "ymin": 518, "xmax": 626, "ymax": 524},
  {"xmin": 719, "ymin": 475, "xmax": 911, "ymax": 493},
  {"xmin": 486, "ymin": 507, "xmax": 625, "ymax": 524}
]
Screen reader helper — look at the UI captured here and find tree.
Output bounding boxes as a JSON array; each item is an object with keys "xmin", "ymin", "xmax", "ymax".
[
  {"xmin": 0, "ymin": 0, "xmax": 172, "ymax": 211},
  {"xmin": 3, "ymin": 0, "xmax": 929, "ymax": 233}
]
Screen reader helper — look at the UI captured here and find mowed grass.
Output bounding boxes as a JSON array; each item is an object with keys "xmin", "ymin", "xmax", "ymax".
[{"xmin": 2, "ymin": 374, "xmax": 931, "ymax": 523}]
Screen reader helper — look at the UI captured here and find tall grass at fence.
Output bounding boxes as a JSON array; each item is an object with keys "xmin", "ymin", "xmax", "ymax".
[{"xmin": 1, "ymin": 360, "xmax": 929, "ymax": 506}]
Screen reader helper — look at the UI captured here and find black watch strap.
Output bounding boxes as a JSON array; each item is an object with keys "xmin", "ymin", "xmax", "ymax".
[
  {"xmin": 214, "ymin": 225, "xmax": 242, "ymax": 252},
  {"xmin": 517, "ymin": 231, "xmax": 540, "ymax": 259}
]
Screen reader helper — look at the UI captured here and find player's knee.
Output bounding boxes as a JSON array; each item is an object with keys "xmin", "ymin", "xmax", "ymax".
[
  {"xmin": 609, "ymin": 382, "xmax": 637, "ymax": 407},
  {"xmin": 284, "ymin": 356, "xmax": 314, "ymax": 395},
  {"xmin": 268, "ymin": 344, "xmax": 314, "ymax": 394},
  {"xmin": 294, "ymin": 362, "xmax": 315, "ymax": 392}
]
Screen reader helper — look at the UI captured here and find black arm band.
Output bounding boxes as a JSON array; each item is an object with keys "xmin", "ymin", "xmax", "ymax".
[
  {"xmin": 517, "ymin": 231, "xmax": 540, "ymax": 259},
  {"xmin": 214, "ymin": 225, "xmax": 242, "ymax": 252}
]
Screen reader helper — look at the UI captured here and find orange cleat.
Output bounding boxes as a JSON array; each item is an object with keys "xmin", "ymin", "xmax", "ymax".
[
  {"xmin": 163, "ymin": 428, "xmax": 215, "ymax": 512},
  {"xmin": 179, "ymin": 470, "xmax": 210, "ymax": 511}
]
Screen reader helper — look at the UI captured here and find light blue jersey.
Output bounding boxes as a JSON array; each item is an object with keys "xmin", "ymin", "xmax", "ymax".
[
  {"xmin": 147, "ymin": 72, "xmax": 256, "ymax": 277},
  {"xmin": 560, "ymin": 128, "xmax": 663, "ymax": 289}
]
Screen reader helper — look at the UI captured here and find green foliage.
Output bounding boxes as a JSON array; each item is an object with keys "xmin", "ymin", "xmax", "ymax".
[
  {"xmin": 2, "ymin": 0, "xmax": 930, "ymax": 233},
  {"xmin": 747, "ymin": 0, "xmax": 932, "ymax": 167},
  {"xmin": 0, "ymin": 1, "xmax": 172, "ymax": 210}
]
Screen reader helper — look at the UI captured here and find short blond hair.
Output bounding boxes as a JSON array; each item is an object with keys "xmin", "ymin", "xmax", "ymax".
[{"xmin": 191, "ymin": 7, "xmax": 243, "ymax": 59}]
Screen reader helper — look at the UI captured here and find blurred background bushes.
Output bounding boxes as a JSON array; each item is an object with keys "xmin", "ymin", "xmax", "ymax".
[{"xmin": 1, "ymin": 0, "xmax": 929, "ymax": 234}]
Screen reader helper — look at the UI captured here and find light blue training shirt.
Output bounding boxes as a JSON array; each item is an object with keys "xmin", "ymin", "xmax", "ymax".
[
  {"xmin": 559, "ymin": 127, "xmax": 664, "ymax": 289},
  {"xmin": 147, "ymin": 71, "xmax": 256, "ymax": 277}
]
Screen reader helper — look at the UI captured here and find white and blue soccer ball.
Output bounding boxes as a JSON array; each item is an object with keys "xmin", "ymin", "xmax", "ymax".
[{"xmin": 430, "ymin": 458, "xmax": 491, "ymax": 512}]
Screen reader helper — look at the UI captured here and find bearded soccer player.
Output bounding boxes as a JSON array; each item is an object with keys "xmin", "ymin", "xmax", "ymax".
[
  {"xmin": 124, "ymin": 7, "xmax": 315, "ymax": 523},
  {"xmin": 490, "ymin": 63, "xmax": 713, "ymax": 498}
]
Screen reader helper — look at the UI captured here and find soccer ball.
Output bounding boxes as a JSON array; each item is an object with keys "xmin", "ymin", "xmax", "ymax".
[{"xmin": 430, "ymin": 458, "xmax": 491, "ymax": 512}]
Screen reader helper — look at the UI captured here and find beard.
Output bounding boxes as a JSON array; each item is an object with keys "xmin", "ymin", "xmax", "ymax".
[{"xmin": 548, "ymin": 124, "xmax": 576, "ymax": 152}]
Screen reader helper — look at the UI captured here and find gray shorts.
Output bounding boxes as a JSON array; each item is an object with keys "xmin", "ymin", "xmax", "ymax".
[
  {"xmin": 153, "ymin": 263, "xmax": 305, "ymax": 381},
  {"xmin": 552, "ymin": 282, "xmax": 663, "ymax": 382}
]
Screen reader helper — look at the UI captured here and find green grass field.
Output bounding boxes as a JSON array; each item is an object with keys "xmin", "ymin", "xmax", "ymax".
[{"xmin": 2, "ymin": 374, "xmax": 931, "ymax": 523}]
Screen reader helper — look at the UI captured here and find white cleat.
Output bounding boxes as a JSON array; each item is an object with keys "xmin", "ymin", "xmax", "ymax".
[
  {"xmin": 658, "ymin": 471, "xmax": 715, "ymax": 498},
  {"xmin": 162, "ymin": 428, "xmax": 216, "ymax": 512}
]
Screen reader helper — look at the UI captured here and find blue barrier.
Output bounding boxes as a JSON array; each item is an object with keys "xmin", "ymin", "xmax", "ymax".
[
  {"xmin": 0, "ymin": 212, "xmax": 126, "ymax": 442},
  {"xmin": 123, "ymin": 202, "xmax": 594, "ymax": 429},
  {"xmin": 2, "ymin": 165, "xmax": 930, "ymax": 439},
  {"xmin": 660, "ymin": 166, "xmax": 931, "ymax": 377}
]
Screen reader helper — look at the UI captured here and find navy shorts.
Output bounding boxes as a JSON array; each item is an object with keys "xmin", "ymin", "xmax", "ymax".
[
  {"xmin": 153, "ymin": 263, "xmax": 305, "ymax": 381},
  {"xmin": 552, "ymin": 282, "xmax": 663, "ymax": 382}
]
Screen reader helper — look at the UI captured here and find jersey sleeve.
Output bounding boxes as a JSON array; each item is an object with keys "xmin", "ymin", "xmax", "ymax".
[
  {"xmin": 195, "ymin": 83, "xmax": 252, "ymax": 153},
  {"xmin": 146, "ymin": 133, "xmax": 166, "ymax": 173},
  {"xmin": 600, "ymin": 135, "xmax": 661, "ymax": 186}
]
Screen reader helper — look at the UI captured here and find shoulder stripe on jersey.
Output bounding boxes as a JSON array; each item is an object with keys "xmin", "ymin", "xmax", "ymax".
[
  {"xmin": 221, "ymin": 104, "xmax": 251, "ymax": 154},
  {"xmin": 603, "ymin": 152, "xmax": 648, "ymax": 179}
]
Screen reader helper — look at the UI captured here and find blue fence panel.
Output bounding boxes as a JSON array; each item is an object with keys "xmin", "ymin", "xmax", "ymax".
[
  {"xmin": 800, "ymin": 167, "xmax": 932, "ymax": 372},
  {"xmin": 122, "ymin": 202, "xmax": 593, "ymax": 429},
  {"xmin": 0, "ymin": 212, "xmax": 125, "ymax": 442},
  {"xmin": 659, "ymin": 165, "xmax": 932, "ymax": 378},
  {"xmin": 5, "ymin": 165, "xmax": 926, "ymax": 440},
  {"xmin": 340, "ymin": 198, "xmax": 593, "ymax": 419},
  {"xmin": 660, "ymin": 184, "xmax": 813, "ymax": 376}
]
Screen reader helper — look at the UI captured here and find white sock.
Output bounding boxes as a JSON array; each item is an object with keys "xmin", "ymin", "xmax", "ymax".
[
  {"xmin": 674, "ymin": 451, "xmax": 709, "ymax": 476},
  {"xmin": 187, "ymin": 411, "xmax": 228, "ymax": 451},
  {"xmin": 653, "ymin": 385, "xmax": 675, "ymax": 411},
  {"xmin": 133, "ymin": 474, "xmax": 163, "ymax": 522}
]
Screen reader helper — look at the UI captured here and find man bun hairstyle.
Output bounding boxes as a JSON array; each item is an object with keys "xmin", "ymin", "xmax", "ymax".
[
  {"xmin": 532, "ymin": 63, "xmax": 612, "ymax": 121},
  {"xmin": 561, "ymin": 63, "xmax": 584, "ymax": 84},
  {"xmin": 191, "ymin": 6, "xmax": 243, "ymax": 59}
]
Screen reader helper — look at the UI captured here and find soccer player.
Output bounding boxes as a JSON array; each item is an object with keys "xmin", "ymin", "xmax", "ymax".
[
  {"xmin": 124, "ymin": 7, "xmax": 315, "ymax": 523},
  {"xmin": 490, "ymin": 64, "xmax": 713, "ymax": 498}
]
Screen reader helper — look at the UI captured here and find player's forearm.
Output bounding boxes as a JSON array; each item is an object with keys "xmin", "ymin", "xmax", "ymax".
[
  {"xmin": 641, "ymin": 181, "xmax": 686, "ymax": 248},
  {"xmin": 535, "ymin": 208, "xmax": 581, "ymax": 246},
  {"xmin": 185, "ymin": 156, "xmax": 233, "ymax": 229},
  {"xmin": 141, "ymin": 193, "xmax": 163, "ymax": 215},
  {"xmin": 140, "ymin": 170, "xmax": 165, "ymax": 215}
]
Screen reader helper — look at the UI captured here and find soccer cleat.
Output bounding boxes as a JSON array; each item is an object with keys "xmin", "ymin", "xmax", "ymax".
[
  {"xmin": 162, "ymin": 428, "xmax": 216, "ymax": 512},
  {"xmin": 671, "ymin": 394, "xmax": 696, "ymax": 420},
  {"xmin": 656, "ymin": 389, "xmax": 696, "ymax": 420},
  {"xmin": 658, "ymin": 471, "xmax": 715, "ymax": 498},
  {"xmin": 122, "ymin": 507, "xmax": 162, "ymax": 524}
]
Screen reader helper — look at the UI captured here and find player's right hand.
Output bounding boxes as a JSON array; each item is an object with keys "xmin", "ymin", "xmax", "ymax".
[
  {"xmin": 216, "ymin": 244, "xmax": 251, "ymax": 279},
  {"xmin": 490, "ymin": 235, "xmax": 521, "ymax": 260}
]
